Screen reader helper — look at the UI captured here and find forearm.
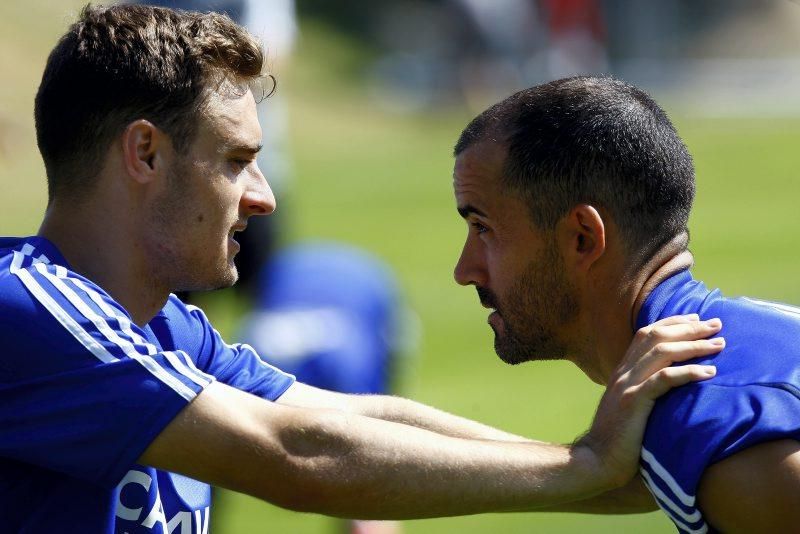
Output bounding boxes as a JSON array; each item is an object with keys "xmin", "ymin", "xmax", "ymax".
[
  {"xmin": 270, "ymin": 406, "xmax": 611, "ymax": 518},
  {"xmin": 143, "ymin": 382, "xmax": 613, "ymax": 519},
  {"xmin": 278, "ymin": 383, "xmax": 532, "ymax": 442},
  {"xmin": 355, "ymin": 394, "xmax": 534, "ymax": 442},
  {"xmin": 540, "ymin": 476, "xmax": 658, "ymax": 514}
]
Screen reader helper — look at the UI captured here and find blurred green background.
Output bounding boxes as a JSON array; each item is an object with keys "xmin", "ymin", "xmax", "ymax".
[{"xmin": 2, "ymin": 2, "xmax": 799, "ymax": 532}]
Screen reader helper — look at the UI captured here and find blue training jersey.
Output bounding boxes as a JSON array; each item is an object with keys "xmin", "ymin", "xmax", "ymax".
[
  {"xmin": 0, "ymin": 236, "xmax": 295, "ymax": 533},
  {"xmin": 637, "ymin": 270, "xmax": 800, "ymax": 533}
]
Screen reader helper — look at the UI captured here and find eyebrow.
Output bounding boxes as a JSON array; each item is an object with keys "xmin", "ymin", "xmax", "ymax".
[
  {"xmin": 222, "ymin": 142, "xmax": 263, "ymax": 155},
  {"xmin": 457, "ymin": 204, "xmax": 488, "ymax": 219},
  {"xmin": 239, "ymin": 143, "xmax": 263, "ymax": 154}
]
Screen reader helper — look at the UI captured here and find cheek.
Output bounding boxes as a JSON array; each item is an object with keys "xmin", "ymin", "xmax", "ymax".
[{"xmin": 489, "ymin": 247, "xmax": 531, "ymax": 291}]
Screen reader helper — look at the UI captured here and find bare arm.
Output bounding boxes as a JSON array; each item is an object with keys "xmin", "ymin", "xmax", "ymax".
[
  {"xmin": 138, "ymin": 315, "xmax": 721, "ymax": 519},
  {"xmin": 544, "ymin": 476, "xmax": 658, "ymax": 514},
  {"xmin": 142, "ymin": 381, "xmax": 612, "ymax": 518},
  {"xmin": 697, "ymin": 439, "xmax": 800, "ymax": 532},
  {"xmin": 277, "ymin": 383, "xmax": 533, "ymax": 442}
]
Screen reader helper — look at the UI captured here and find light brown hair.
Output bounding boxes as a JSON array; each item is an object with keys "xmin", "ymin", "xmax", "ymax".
[{"xmin": 35, "ymin": 3, "xmax": 270, "ymax": 201}]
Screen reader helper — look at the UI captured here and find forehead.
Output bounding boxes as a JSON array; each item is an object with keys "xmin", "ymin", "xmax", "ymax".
[
  {"xmin": 453, "ymin": 140, "xmax": 507, "ymax": 199},
  {"xmin": 196, "ymin": 87, "xmax": 261, "ymax": 151}
]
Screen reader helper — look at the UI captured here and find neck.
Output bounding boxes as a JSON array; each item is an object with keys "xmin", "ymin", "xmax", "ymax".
[
  {"xmin": 571, "ymin": 233, "xmax": 694, "ymax": 385},
  {"xmin": 38, "ymin": 197, "xmax": 168, "ymax": 326}
]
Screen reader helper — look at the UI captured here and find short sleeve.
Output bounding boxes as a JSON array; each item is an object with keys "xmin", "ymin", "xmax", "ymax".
[
  {"xmin": 641, "ymin": 382, "xmax": 800, "ymax": 532},
  {"xmin": 163, "ymin": 299, "xmax": 295, "ymax": 401},
  {"xmin": 0, "ymin": 260, "xmax": 214, "ymax": 489}
]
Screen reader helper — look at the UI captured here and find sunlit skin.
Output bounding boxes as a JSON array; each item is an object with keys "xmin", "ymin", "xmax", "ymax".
[
  {"xmin": 453, "ymin": 137, "xmax": 800, "ymax": 530},
  {"xmin": 142, "ymin": 87, "xmax": 273, "ymax": 294},
  {"xmin": 38, "ymin": 85, "xmax": 275, "ymax": 326},
  {"xmin": 452, "ymin": 139, "xmax": 694, "ymax": 383},
  {"xmin": 452, "ymin": 140, "xmax": 579, "ymax": 364}
]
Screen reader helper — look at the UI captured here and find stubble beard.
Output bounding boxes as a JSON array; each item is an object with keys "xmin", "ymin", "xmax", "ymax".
[
  {"xmin": 485, "ymin": 243, "xmax": 579, "ymax": 365},
  {"xmin": 148, "ymin": 157, "xmax": 239, "ymax": 294}
]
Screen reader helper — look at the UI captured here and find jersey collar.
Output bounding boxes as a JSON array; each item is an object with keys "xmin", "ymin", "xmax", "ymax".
[{"xmin": 636, "ymin": 269, "xmax": 694, "ymax": 330}]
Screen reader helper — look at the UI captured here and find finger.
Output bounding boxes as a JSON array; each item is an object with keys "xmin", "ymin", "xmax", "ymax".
[
  {"xmin": 639, "ymin": 364, "xmax": 717, "ymax": 400},
  {"xmin": 645, "ymin": 318, "xmax": 722, "ymax": 343},
  {"xmin": 627, "ymin": 337, "xmax": 725, "ymax": 383},
  {"xmin": 620, "ymin": 318, "xmax": 722, "ymax": 369},
  {"xmin": 649, "ymin": 314, "xmax": 700, "ymax": 327}
]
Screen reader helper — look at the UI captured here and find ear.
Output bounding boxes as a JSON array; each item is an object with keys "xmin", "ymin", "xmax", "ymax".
[
  {"xmin": 121, "ymin": 120, "xmax": 167, "ymax": 185},
  {"xmin": 557, "ymin": 204, "xmax": 606, "ymax": 272}
]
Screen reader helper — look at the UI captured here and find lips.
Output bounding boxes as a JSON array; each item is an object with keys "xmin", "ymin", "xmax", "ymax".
[
  {"xmin": 229, "ymin": 223, "xmax": 247, "ymax": 240},
  {"xmin": 476, "ymin": 287, "xmax": 497, "ymax": 310}
]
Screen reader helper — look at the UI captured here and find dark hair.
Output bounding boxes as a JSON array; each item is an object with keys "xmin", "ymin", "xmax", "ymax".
[
  {"xmin": 35, "ymin": 3, "xmax": 269, "ymax": 201},
  {"xmin": 454, "ymin": 76, "xmax": 695, "ymax": 262}
]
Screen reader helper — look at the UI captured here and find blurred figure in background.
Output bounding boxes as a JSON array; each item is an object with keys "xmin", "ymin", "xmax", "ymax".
[
  {"xmin": 238, "ymin": 242, "xmax": 417, "ymax": 534},
  {"xmin": 238, "ymin": 242, "xmax": 415, "ymax": 397}
]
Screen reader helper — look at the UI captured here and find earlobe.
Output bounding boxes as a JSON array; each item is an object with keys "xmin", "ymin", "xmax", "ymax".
[{"xmin": 122, "ymin": 120, "xmax": 162, "ymax": 184}]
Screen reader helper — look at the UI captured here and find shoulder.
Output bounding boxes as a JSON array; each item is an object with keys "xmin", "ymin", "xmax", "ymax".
[
  {"xmin": 162, "ymin": 294, "xmax": 207, "ymax": 324},
  {"xmin": 0, "ymin": 238, "xmax": 130, "ymax": 326},
  {"xmin": 160, "ymin": 295, "xmax": 217, "ymax": 342},
  {"xmin": 643, "ymin": 380, "xmax": 800, "ymax": 530},
  {"xmin": 0, "ymin": 238, "xmax": 131, "ymax": 374},
  {"xmin": 644, "ymin": 290, "xmax": 800, "ymax": 476}
]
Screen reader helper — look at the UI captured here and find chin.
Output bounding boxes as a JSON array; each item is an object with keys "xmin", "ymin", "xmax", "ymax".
[
  {"xmin": 213, "ymin": 264, "xmax": 239, "ymax": 290},
  {"xmin": 176, "ymin": 261, "xmax": 239, "ymax": 293},
  {"xmin": 494, "ymin": 332, "xmax": 566, "ymax": 365}
]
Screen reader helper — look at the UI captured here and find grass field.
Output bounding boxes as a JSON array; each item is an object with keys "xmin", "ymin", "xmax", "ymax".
[{"xmin": 2, "ymin": 3, "xmax": 800, "ymax": 533}]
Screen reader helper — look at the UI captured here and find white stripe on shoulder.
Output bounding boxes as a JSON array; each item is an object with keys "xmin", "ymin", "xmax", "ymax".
[
  {"xmin": 34, "ymin": 263, "xmax": 198, "ymax": 401},
  {"xmin": 70, "ymin": 277, "xmax": 157, "ymax": 357},
  {"xmin": 18, "ymin": 242, "xmax": 50, "ymax": 265},
  {"xmin": 639, "ymin": 467, "xmax": 702, "ymax": 523},
  {"xmin": 175, "ymin": 350, "xmax": 216, "ymax": 384},
  {"xmin": 10, "ymin": 248, "xmax": 25, "ymax": 272},
  {"xmin": 162, "ymin": 351, "xmax": 214, "ymax": 388},
  {"xmin": 11, "ymin": 251, "xmax": 117, "ymax": 364},
  {"xmin": 11, "ymin": 242, "xmax": 202, "ymax": 400},
  {"xmin": 743, "ymin": 297, "xmax": 800, "ymax": 317},
  {"xmin": 641, "ymin": 447, "xmax": 696, "ymax": 506},
  {"xmin": 70, "ymin": 278, "xmax": 213, "ymax": 387},
  {"xmin": 640, "ymin": 472, "xmax": 708, "ymax": 534},
  {"xmin": 73, "ymin": 280, "xmax": 213, "ymax": 387}
]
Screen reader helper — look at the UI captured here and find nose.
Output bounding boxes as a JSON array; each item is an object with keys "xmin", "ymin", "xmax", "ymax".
[
  {"xmin": 241, "ymin": 163, "xmax": 276, "ymax": 216},
  {"xmin": 453, "ymin": 236, "xmax": 487, "ymax": 287}
]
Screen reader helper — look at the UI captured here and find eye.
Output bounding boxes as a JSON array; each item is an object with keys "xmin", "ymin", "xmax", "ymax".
[
  {"xmin": 470, "ymin": 221, "xmax": 488, "ymax": 234},
  {"xmin": 229, "ymin": 159, "xmax": 251, "ymax": 173}
]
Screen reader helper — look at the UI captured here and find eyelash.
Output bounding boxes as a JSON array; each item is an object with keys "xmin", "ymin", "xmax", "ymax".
[
  {"xmin": 471, "ymin": 221, "xmax": 488, "ymax": 234},
  {"xmin": 230, "ymin": 159, "xmax": 250, "ymax": 172}
]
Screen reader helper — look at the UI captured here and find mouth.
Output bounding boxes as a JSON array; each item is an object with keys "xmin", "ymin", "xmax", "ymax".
[
  {"xmin": 476, "ymin": 287, "xmax": 496, "ymax": 311},
  {"xmin": 487, "ymin": 310, "xmax": 502, "ymax": 331},
  {"xmin": 228, "ymin": 224, "xmax": 247, "ymax": 251},
  {"xmin": 229, "ymin": 223, "xmax": 247, "ymax": 240}
]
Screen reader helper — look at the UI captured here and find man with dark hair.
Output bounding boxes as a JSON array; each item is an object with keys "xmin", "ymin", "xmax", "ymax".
[
  {"xmin": 453, "ymin": 75, "xmax": 800, "ymax": 531},
  {"xmin": 0, "ymin": 7, "xmax": 724, "ymax": 532}
]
